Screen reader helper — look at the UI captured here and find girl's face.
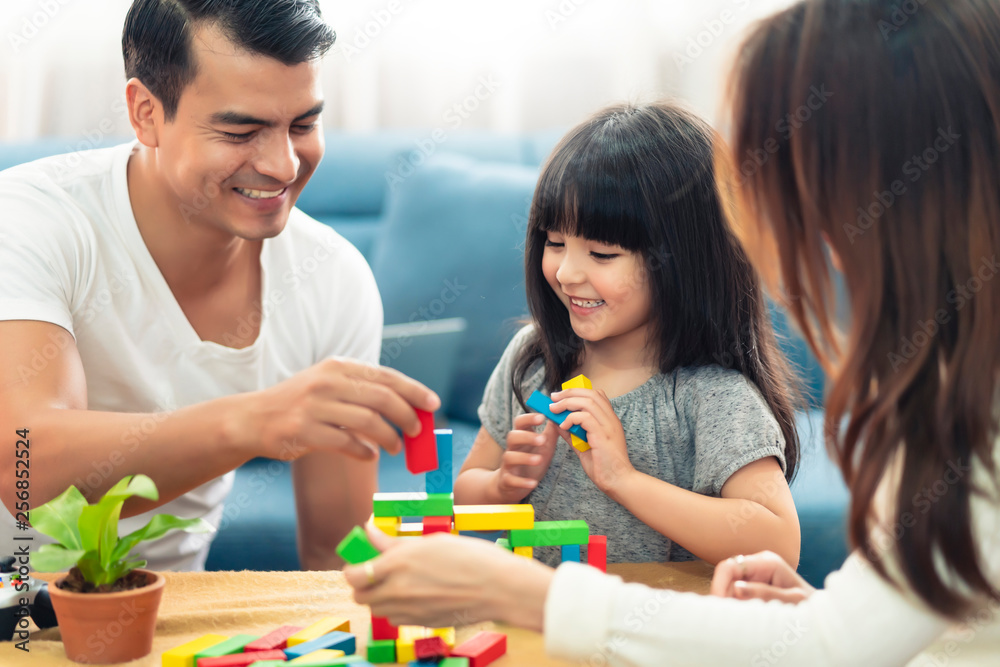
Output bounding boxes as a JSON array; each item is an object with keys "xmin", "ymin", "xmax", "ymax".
[{"xmin": 541, "ymin": 230, "xmax": 653, "ymax": 350}]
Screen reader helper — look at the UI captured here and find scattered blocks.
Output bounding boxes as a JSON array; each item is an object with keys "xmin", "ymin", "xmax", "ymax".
[
  {"xmin": 438, "ymin": 659, "xmax": 471, "ymax": 667},
  {"xmin": 371, "ymin": 614, "xmax": 398, "ymax": 641},
  {"xmin": 287, "ymin": 617, "xmax": 350, "ymax": 646},
  {"xmin": 561, "ymin": 544, "xmax": 581, "ymax": 563},
  {"xmin": 427, "ymin": 428, "xmax": 454, "ymax": 494},
  {"xmin": 432, "ymin": 626, "xmax": 456, "ymax": 648},
  {"xmin": 372, "ymin": 492, "xmax": 454, "ymax": 518},
  {"xmin": 286, "ymin": 648, "xmax": 346, "ymax": 664},
  {"xmin": 588, "ymin": 535, "xmax": 607, "ymax": 572},
  {"xmin": 336, "ymin": 526, "xmax": 380, "ymax": 564},
  {"xmin": 404, "ymin": 408, "xmax": 438, "ymax": 474},
  {"xmin": 283, "ymin": 631, "xmax": 355, "ymax": 659},
  {"xmin": 373, "ymin": 515, "xmax": 400, "ymax": 537},
  {"xmin": 453, "ymin": 504, "xmax": 534, "ymax": 531},
  {"xmin": 451, "ymin": 631, "xmax": 507, "ymax": 667},
  {"xmin": 510, "ymin": 520, "xmax": 589, "ymax": 547},
  {"xmin": 367, "ymin": 635, "xmax": 396, "ymax": 664},
  {"xmin": 561, "ymin": 375, "xmax": 593, "ymax": 452},
  {"xmin": 244, "ymin": 625, "xmax": 303, "ymax": 652},
  {"xmin": 197, "ymin": 649, "xmax": 285, "ymax": 667},
  {"xmin": 162, "ymin": 634, "xmax": 228, "ymax": 667},
  {"xmin": 525, "ymin": 390, "xmax": 588, "ymax": 441},
  {"xmin": 422, "ymin": 515, "xmax": 453, "ymax": 535},
  {"xmin": 194, "ymin": 634, "xmax": 257, "ymax": 660},
  {"xmin": 414, "ymin": 635, "xmax": 451, "ymax": 660}
]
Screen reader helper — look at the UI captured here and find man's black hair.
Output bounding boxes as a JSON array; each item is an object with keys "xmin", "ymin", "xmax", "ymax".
[{"xmin": 122, "ymin": 0, "xmax": 335, "ymax": 120}]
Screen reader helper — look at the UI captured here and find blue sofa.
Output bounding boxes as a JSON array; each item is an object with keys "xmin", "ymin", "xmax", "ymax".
[{"xmin": 0, "ymin": 132, "xmax": 849, "ymax": 585}]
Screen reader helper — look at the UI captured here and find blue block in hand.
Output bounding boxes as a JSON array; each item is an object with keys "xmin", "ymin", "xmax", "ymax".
[
  {"xmin": 525, "ymin": 390, "xmax": 588, "ymax": 441},
  {"xmin": 562, "ymin": 544, "xmax": 581, "ymax": 563},
  {"xmin": 426, "ymin": 428, "xmax": 453, "ymax": 495}
]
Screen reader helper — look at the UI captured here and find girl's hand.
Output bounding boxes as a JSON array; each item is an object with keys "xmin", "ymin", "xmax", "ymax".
[
  {"xmin": 344, "ymin": 523, "xmax": 554, "ymax": 631},
  {"xmin": 550, "ymin": 388, "xmax": 636, "ymax": 497},
  {"xmin": 495, "ymin": 412, "xmax": 561, "ymax": 503},
  {"xmin": 710, "ymin": 551, "xmax": 816, "ymax": 604}
]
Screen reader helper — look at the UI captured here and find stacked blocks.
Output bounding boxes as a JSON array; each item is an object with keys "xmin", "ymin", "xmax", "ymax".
[
  {"xmin": 561, "ymin": 544, "xmax": 581, "ymax": 563},
  {"xmin": 404, "ymin": 408, "xmax": 438, "ymax": 473},
  {"xmin": 426, "ymin": 428, "xmax": 454, "ymax": 494},
  {"xmin": 561, "ymin": 374, "xmax": 593, "ymax": 451},
  {"xmin": 588, "ymin": 534, "xmax": 608, "ymax": 572}
]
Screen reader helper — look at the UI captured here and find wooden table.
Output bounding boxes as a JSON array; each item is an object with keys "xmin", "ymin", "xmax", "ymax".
[{"xmin": 3, "ymin": 561, "xmax": 714, "ymax": 666}]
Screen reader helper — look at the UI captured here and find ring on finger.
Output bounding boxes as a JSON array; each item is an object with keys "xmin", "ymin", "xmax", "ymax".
[
  {"xmin": 364, "ymin": 561, "xmax": 377, "ymax": 586},
  {"xmin": 735, "ymin": 554, "xmax": 746, "ymax": 578}
]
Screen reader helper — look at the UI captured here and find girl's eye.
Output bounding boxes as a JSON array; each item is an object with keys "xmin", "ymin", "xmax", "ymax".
[
  {"xmin": 544, "ymin": 239, "xmax": 564, "ymax": 248},
  {"xmin": 221, "ymin": 131, "xmax": 254, "ymax": 142},
  {"xmin": 591, "ymin": 252, "xmax": 619, "ymax": 260}
]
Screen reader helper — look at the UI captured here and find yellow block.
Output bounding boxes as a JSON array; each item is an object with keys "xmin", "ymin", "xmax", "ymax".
[
  {"xmin": 453, "ymin": 504, "xmax": 534, "ymax": 531},
  {"xmin": 562, "ymin": 374, "xmax": 593, "ymax": 452},
  {"xmin": 162, "ymin": 634, "xmax": 228, "ymax": 667},
  {"xmin": 513, "ymin": 546, "xmax": 533, "ymax": 558},
  {"xmin": 396, "ymin": 626, "xmax": 427, "ymax": 663},
  {"xmin": 286, "ymin": 617, "xmax": 351, "ymax": 646},
  {"xmin": 432, "ymin": 626, "xmax": 456, "ymax": 647},
  {"xmin": 373, "ymin": 515, "xmax": 400, "ymax": 536},
  {"xmin": 288, "ymin": 649, "xmax": 347, "ymax": 664}
]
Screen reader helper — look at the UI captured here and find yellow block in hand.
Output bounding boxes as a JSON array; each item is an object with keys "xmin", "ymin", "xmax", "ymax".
[
  {"xmin": 561, "ymin": 374, "xmax": 592, "ymax": 452},
  {"xmin": 286, "ymin": 617, "xmax": 350, "ymax": 646},
  {"xmin": 162, "ymin": 634, "xmax": 228, "ymax": 667}
]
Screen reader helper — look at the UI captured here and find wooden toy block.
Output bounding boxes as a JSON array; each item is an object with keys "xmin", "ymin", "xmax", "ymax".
[
  {"xmin": 395, "ymin": 637, "xmax": 416, "ymax": 663},
  {"xmin": 414, "ymin": 635, "xmax": 451, "ymax": 660},
  {"xmin": 162, "ymin": 634, "xmax": 229, "ymax": 667},
  {"xmin": 525, "ymin": 390, "xmax": 588, "ymax": 441},
  {"xmin": 395, "ymin": 626, "xmax": 431, "ymax": 662},
  {"xmin": 453, "ymin": 504, "xmax": 534, "ymax": 531},
  {"xmin": 283, "ymin": 631, "xmax": 355, "ymax": 659},
  {"xmin": 335, "ymin": 525, "xmax": 380, "ymax": 564},
  {"xmin": 404, "ymin": 408, "xmax": 438, "ymax": 474},
  {"xmin": 287, "ymin": 617, "xmax": 350, "ymax": 646},
  {"xmin": 561, "ymin": 544, "xmax": 581, "ymax": 562},
  {"xmin": 195, "ymin": 634, "xmax": 258, "ymax": 660},
  {"xmin": 561, "ymin": 375, "xmax": 593, "ymax": 451},
  {"xmin": 244, "ymin": 625, "xmax": 303, "ymax": 652},
  {"xmin": 438, "ymin": 659, "xmax": 471, "ymax": 667},
  {"xmin": 286, "ymin": 648, "xmax": 346, "ymax": 664},
  {"xmin": 450, "ymin": 631, "xmax": 507, "ymax": 667},
  {"xmin": 513, "ymin": 546, "xmax": 533, "ymax": 558},
  {"xmin": 373, "ymin": 515, "xmax": 400, "ymax": 536},
  {"xmin": 432, "ymin": 626, "xmax": 456, "ymax": 648},
  {"xmin": 371, "ymin": 614, "xmax": 398, "ymax": 641},
  {"xmin": 426, "ymin": 428, "xmax": 454, "ymax": 495},
  {"xmin": 495, "ymin": 537, "xmax": 512, "ymax": 551},
  {"xmin": 397, "ymin": 521, "xmax": 423, "ymax": 537},
  {"xmin": 242, "ymin": 662, "xmax": 288, "ymax": 667},
  {"xmin": 197, "ymin": 649, "xmax": 285, "ymax": 667},
  {"xmin": 366, "ymin": 637, "xmax": 396, "ymax": 663},
  {"xmin": 588, "ymin": 534, "xmax": 607, "ymax": 572},
  {"xmin": 422, "ymin": 515, "xmax": 453, "ymax": 535},
  {"xmin": 372, "ymin": 492, "xmax": 454, "ymax": 518},
  {"xmin": 510, "ymin": 520, "xmax": 589, "ymax": 547}
]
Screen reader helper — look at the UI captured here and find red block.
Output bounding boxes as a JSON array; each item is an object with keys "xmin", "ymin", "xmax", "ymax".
[
  {"xmin": 451, "ymin": 631, "xmax": 506, "ymax": 667},
  {"xmin": 243, "ymin": 625, "xmax": 302, "ymax": 651},
  {"xmin": 371, "ymin": 614, "xmax": 398, "ymax": 641},
  {"xmin": 588, "ymin": 535, "xmax": 607, "ymax": 572},
  {"xmin": 422, "ymin": 515, "xmax": 452, "ymax": 535},
  {"xmin": 404, "ymin": 408, "xmax": 439, "ymax": 474},
  {"xmin": 414, "ymin": 636, "xmax": 451, "ymax": 660},
  {"xmin": 198, "ymin": 650, "xmax": 286, "ymax": 667}
]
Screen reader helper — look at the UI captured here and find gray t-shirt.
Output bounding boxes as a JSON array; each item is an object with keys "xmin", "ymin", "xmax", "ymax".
[{"xmin": 478, "ymin": 325, "xmax": 786, "ymax": 566}]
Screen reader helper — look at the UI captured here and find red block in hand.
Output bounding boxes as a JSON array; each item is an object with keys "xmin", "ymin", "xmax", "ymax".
[
  {"xmin": 414, "ymin": 636, "xmax": 451, "ymax": 660},
  {"xmin": 451, "ymin": 631, "xmax": 506, "ymax": 667},
  {"xmin": 422, "ymin": 515, "xmax": 452, "ymax": 535},
  {"xmin": 588, "ymin": 535, "xmax": 607, "ymax": 572},
  {"xmin": 198, "ymin": 650, "xmax": 285, "ymax": 667},
  {"xmin": 243, "ymin": 625, "xmax": 302, "ymax": 651},
  {"xmin": 371, "ymin": 614, "xmax": 398, "ymax": 640},
  {"xmin": 404, "ymin": 408, "xmax": 439, "ymax": 474}
]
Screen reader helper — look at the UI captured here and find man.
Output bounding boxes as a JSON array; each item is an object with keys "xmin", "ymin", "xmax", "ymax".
[{"xmin": 0, "ymin": 0, "xmax": 437, "ymax": 571}]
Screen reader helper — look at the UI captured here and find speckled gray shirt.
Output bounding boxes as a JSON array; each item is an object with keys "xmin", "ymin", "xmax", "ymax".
[{"xmin": 478, "ymin": 326, "xmax": 786, "ymax": 566}]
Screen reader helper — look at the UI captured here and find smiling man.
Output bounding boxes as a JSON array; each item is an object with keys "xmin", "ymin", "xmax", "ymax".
[{"xmin": 0, "ymin": 0, "xmax": 438, "ymax": 571}]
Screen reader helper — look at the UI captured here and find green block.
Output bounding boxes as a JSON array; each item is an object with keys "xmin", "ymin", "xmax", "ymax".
[
  {"xmin": 336, "ymin": 525, "xmax": 380, "ymax": 564},
  {"xmin": 372, "ymin": 492, "xmax": 453, "ymax": 518},
  {"xmin": 366, "ymin": 638, "xmax": 396, "ymax": 663},
  {"xmin": 509, "ymin": 520, "xmax": 589, "ymax": 547},
  {"xmin": 194, "ymin": 634, "xmax": 257, "ymax": 660},
  {"xmin": 439, "ymin": 658, "xmax": 470, "ymax": 667},
  {"xmin": 495, "ymin": 537, "xmax": 512, "ymax": 551}
]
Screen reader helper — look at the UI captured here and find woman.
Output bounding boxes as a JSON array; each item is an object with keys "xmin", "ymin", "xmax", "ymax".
[{"xmin": 345, "ymin": 0, "xmax": 1000, "ymax": 663}]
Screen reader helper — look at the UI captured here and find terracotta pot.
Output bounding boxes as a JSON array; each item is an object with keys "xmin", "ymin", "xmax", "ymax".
[{"xmin": 47, "ymin": 569, "xmax": 165, "ymax": 664}]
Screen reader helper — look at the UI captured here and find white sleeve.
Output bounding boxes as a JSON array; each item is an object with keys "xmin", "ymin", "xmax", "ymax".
[
  {"xmin": 544, "ymin": 552, "xmax": 951, "ymax": 666},
  {"xmin": 315, "ymin": 238, "xmax": 383, "ymax": 366}
]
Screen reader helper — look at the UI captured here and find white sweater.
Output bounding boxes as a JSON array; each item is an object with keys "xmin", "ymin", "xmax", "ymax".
[{"xmin": 545, "ymin": 448, "xmax": 1000, "ymax": 666}]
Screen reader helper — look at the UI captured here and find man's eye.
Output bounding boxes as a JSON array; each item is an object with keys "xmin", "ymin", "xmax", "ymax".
[
  {"xmin": 221, "ymin": 131, "xmax": 253, "ymax": 141},
  {"xmin": 293, "ymin": 123, "xmax": 317, "ymax": 133}
]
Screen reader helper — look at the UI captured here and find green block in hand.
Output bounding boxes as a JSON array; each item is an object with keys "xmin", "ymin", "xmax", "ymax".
[{"xmin": 336, "ymin": 525, "xmax": 380, "ymax": 564}]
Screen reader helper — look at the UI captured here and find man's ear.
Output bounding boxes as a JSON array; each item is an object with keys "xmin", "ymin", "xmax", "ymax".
[{"xmin": 125, "ymin": 78, "xmax": 161, "ymax": 148}]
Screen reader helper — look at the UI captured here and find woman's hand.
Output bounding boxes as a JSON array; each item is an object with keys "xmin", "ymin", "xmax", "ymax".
[
  {"xmin": 550, "ymin": 388, "xmax": 636, "ymax": 497},
  {"xmin": 710, "ymin": 550, "xmax": 816, "ymax": 604},
  {"xmin": 344, "ymin": 524, "xmax": 554, "ymax": 631},
  {"xmin": 495, "ymin": 412, "xmax": 561, "ymax": 503}
]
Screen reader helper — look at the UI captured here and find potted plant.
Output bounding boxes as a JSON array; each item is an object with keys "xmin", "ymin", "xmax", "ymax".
[{"xmin": 30, "ymin": 474, "xmax": 209, "ymax": 664}]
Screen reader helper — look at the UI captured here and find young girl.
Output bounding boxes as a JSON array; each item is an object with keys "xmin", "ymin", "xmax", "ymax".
[{"xmin": 453, "ymin": 102, "xmax": 802, "ymax": 567}]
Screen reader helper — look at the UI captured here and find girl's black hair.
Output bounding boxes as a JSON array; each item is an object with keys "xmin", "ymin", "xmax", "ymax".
[{"xmin": 512, "ymin": 100, "xmax": 801, "ymax": 482}]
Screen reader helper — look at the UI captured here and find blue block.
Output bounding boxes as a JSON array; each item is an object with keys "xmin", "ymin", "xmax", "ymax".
[
  {"xmin": 525, "ymin": 390, "xmax": 588, "ymax": 441},
  {"xmin": 284, "ymin": 631, "xmax": 356, "ymax": 659},
  {"xmin": 562, "ymin": 544, "xmax": 581, "ymax": 562},
  {"xmin": 427, "ymin": 428, "xmax": 454, "ymax": 494}
]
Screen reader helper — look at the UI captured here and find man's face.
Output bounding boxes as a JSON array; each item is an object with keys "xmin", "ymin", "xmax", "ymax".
[{"xmin": 153, "ymin": 24, "xmax": 325, "ymax": 240}]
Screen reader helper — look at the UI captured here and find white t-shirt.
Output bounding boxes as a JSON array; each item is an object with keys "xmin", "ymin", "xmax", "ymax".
[
  {"xmin": 544, "ymin": 442, "xmax": 1000, "ymax": 665},
  {"xmin": 0, "ymin": 142, "xmax": 382, "ymax": 571}
]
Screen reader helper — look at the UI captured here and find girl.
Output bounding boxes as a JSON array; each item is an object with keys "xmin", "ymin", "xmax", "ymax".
[{"xmin": 452, "ymin": 101, "xmax": 802, "ymax": 567}]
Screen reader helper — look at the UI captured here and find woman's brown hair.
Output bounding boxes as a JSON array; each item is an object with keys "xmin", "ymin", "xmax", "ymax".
[{"xmin": 724, "ymin": 0, "xmax": 1000, "ymax": 618}]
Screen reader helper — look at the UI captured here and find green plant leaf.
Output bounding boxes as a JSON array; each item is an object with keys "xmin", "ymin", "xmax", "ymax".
[
  {"xmin": 75, "ymin": 551, "xmax": 105, "ymax": 586},
  {"xmin": 30, "ymin": 544, "xmax": 86, "ymax": 573},
  {"xmin": 28, "ymin": 486, "xmax": 86, "ymax": 550},
  {"xmin": 111, "ymin": 515, "xmax": 211, "ymax": 564}
]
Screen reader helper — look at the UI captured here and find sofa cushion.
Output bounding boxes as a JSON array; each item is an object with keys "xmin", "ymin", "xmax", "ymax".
[{"xmin": 372, "ymin": 152, "xmax": 539, "ymax": 424}]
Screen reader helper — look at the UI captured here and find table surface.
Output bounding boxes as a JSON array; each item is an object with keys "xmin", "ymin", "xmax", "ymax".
[{"xmin": 4, "ymin": 561, "xmax": 714, "ymax": 666}]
